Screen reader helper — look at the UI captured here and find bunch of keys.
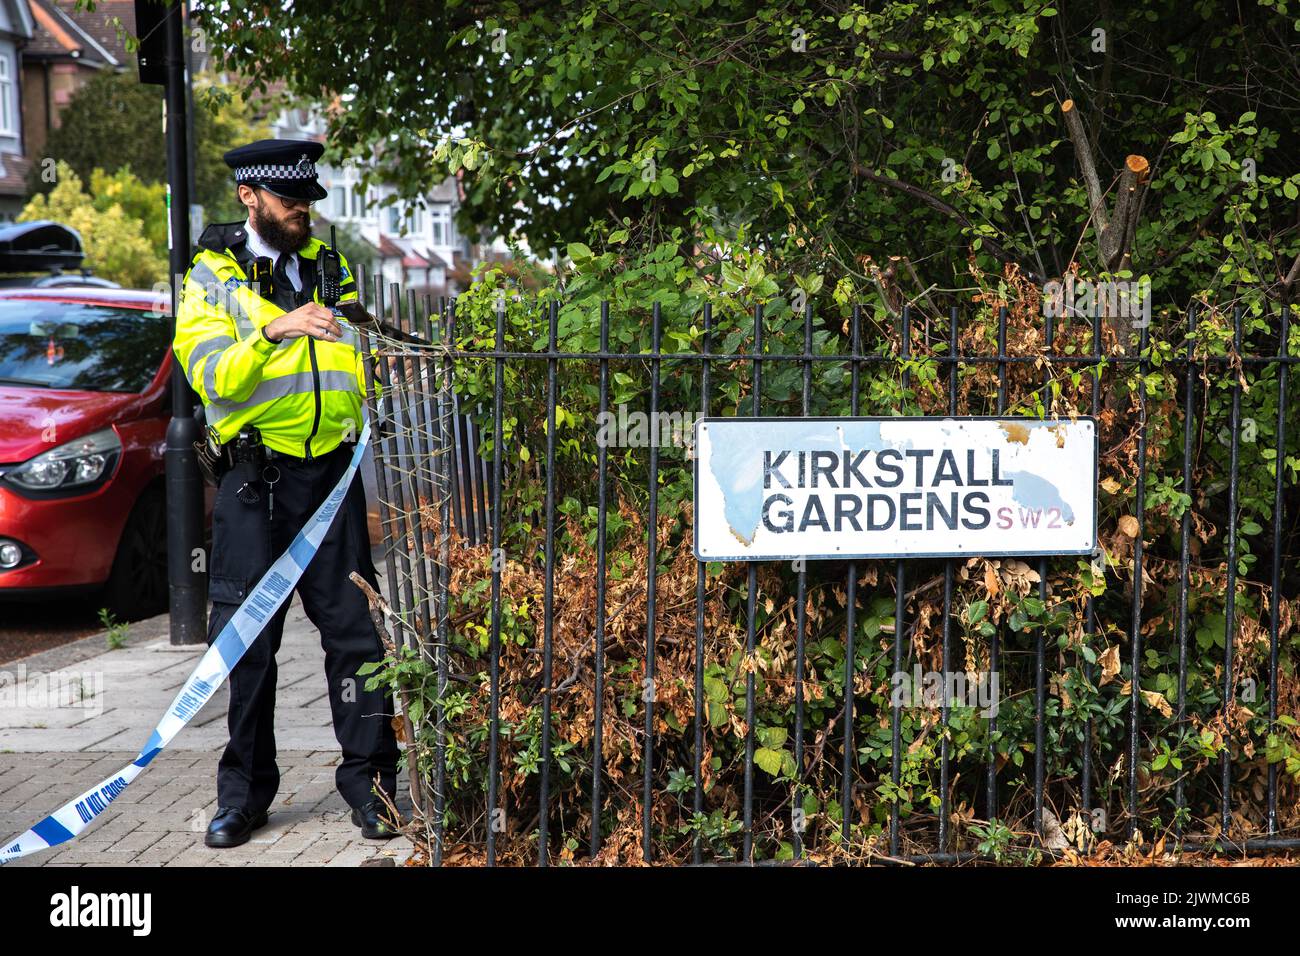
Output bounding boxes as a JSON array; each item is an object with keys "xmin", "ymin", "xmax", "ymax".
[{"xmin": 262, "ymin": 464, "xmax": 281, "ymax": 521}]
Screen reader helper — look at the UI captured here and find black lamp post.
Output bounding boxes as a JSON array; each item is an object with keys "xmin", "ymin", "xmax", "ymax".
[{"xmin": 137, "ymin": 0, "xmax": 206, "ymax": 644}]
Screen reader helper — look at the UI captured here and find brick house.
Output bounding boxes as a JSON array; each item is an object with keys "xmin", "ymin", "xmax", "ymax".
[{"xmin": 20, "ymin": 0, "xmax": 135, "ymax": 163}]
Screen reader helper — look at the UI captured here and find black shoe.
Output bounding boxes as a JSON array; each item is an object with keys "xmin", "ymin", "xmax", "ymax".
[
  {"xmin": 350, "ymin": 800, "xmax": 402, "ymax": 840},
  {"xmin": 204, "ymin": 806, "xmax": 269, "ymax": 848}
]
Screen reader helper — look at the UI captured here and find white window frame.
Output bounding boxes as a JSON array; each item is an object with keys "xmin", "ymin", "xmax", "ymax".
[
  {"xmin": 0, "ymin": 56, "xmax": 15, "ymax": 136},
  {"xmin": 430, "ymin": 204, "xmax": 450, "ymax": 247}
]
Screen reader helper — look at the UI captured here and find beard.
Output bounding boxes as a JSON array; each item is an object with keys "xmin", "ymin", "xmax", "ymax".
[{"xmin": 251, "ymin": 199, "xmax": 311, "ymax": 254}]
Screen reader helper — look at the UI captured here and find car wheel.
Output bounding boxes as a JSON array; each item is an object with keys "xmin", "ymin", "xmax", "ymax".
[{"xmin": 102, "ymin": 488, "xmax": 168, "ymax": 620}]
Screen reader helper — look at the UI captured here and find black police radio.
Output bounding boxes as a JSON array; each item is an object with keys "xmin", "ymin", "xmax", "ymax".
[{"xmin": 317, "ymin": 226, "xmax": 343, "ymax": 307}]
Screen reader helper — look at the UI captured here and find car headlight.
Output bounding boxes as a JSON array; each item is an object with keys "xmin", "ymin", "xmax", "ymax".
[{"xmin": 4, "ymin": 428, "xmax": 122, "ymax": 494}]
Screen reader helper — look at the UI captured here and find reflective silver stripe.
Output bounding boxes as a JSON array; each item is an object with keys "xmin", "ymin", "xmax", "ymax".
[
  {"xmin": 188, "ymin": 259, "xmax": 255, "ymax": 333},
  {"xmin": 204, "ymin": 368, "xmax": 359, "ymax": 419},
  {"xmin": 203, "ymin": 347, "xmax": 238, "ymax": 406},
  {"xmin": 187, "ymin": 260, "xmax": 224, "ymax": 300},
  {"xmin": 317, "ymin": 369, "xmax": 361, "ymax": 393},
  {"xmin": 186, "ymin": 335, "xmax": 235, "ymax": 382},
  {"xmin": 337, "ymin": 324, "xmax": 362, "ymax": 350},
  {"xmin": 188, "ymin": 259, "xmax": 220, "ymax": 288}
]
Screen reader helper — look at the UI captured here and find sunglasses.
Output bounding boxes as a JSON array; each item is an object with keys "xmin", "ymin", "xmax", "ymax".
[{"xmin": 256, "ymin": 187, "xmax": 315, "ymax": 210}]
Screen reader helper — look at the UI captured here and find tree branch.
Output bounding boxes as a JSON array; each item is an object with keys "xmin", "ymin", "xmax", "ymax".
[
  {"xmin": 852, "ymin": 163, "xmax": 1038, "ymax": 281},
  {"xmin": 1061, "ymin": 98, "xmax": 1149, "ymax": 272},
  {"xmin": 1109, "ymin": 155, "xmax": 1150, "ymax": 272},
  {"xmin": 1061, "ymin": 99, "xmax": 1109, "ymax": 235}
]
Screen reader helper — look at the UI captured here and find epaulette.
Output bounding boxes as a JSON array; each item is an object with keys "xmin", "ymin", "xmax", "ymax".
[{"xmin": 194, "ymin": 221, "xmax": 251, "ymax": 259}]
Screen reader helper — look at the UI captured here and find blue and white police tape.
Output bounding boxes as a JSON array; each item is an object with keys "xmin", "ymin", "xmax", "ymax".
[{"xmin": 0, "ymin": 422, "xmax": 371, "ymax": 864}]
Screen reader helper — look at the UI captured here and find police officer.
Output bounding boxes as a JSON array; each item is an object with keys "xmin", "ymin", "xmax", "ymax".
[{"xmin": 172, "ymin": 139, "xmax": 400, "ymax": 848}]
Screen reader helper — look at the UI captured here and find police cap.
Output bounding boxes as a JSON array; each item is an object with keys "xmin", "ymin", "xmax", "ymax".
[{"xmin": 224, "ymin": 138, "xmax": 328, "ymax": 203}]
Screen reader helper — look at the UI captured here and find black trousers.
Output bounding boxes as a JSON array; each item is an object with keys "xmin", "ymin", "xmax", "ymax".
[{"xmin": 205, "ymin": 440, "xmax": 399, "ymax": 814}]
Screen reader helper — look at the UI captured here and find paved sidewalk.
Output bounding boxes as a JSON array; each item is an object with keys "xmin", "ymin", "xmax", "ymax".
[{"xmin": 0, "ymin": 587, "xmax": 413, "ymax": 867}]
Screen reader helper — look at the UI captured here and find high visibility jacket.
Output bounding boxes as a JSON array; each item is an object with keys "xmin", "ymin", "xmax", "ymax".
[{"xmin": 172, "ymin": 221, "xmax": 374, "ymax": 459}]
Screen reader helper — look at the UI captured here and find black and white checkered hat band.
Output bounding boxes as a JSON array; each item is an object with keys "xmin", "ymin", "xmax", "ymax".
[{"xmin": 233, "ymin": 162, "xmax": 317, "ymax": 182}]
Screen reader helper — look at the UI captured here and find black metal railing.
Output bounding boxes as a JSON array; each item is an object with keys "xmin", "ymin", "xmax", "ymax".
[{"xmin": 351, "ymin": 274, "xmax": 1298, "ymax": 866}]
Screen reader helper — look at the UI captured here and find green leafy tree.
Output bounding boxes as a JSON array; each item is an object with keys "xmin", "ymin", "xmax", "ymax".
[
  {"xmin": 197, "ymin": 0, "xmax": 1300, "ymax": 315},
  {"xmin": 19, "ymin": 161, "xmax": 166, "ymax": 287},
  {"xmin": 88, "ymin": 167, "xmax": 168, "ymax": 262}
]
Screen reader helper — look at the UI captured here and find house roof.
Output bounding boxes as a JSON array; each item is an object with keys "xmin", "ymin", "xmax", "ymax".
[
  {"xmin": 0, "ymin": 0, "xmax": 34, "ymax": 41},
  {"xmin": 26, "ymin": 0, "xmax": 135, "ymax": 68},
  {"xmin": 423, "ymin": 247, "xmax": 454, "ymax": 270},
  {"xmin": 375, "ymin": 235, "xmax": 404, "ymax": 259}
]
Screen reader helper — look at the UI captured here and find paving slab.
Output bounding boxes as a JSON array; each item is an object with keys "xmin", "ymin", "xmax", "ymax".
[{"xmin": 0, "ymin": 581, "xmax": 415, "ymax": 867}]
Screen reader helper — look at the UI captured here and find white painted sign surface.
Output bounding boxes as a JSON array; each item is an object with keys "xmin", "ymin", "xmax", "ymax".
[{"xmin": 693, "ymin": 417, "xmax": 1097, "ymax": 561}]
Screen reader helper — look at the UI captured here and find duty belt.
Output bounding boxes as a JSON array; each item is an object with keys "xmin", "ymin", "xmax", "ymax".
[
  {"xmin": 195, "ymin": 426, "xmax": 358, "ymax": 484},
  {"xmin": 194, "ymin": 426, "xmax": 265, "ymax": 486},
  {"xmin": 265, "ymin": 441, "xmax": 357, "ymax": 464}
]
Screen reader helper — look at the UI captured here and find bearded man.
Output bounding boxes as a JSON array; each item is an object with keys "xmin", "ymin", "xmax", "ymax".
[{"xmin": 171, "ymin": 139, "xmax": 400, "ymax": 849}]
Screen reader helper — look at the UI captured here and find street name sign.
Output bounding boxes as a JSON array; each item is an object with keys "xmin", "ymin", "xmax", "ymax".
[{"xmin": 693, "ymin": 417, "xmax": 1097, "ymax": 561}]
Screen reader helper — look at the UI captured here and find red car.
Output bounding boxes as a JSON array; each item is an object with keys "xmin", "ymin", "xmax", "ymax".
[{"xmin": 0, "ymin": 287, "xmax": 187, "ymax": 619}]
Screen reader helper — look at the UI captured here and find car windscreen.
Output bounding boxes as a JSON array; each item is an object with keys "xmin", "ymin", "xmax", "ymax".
[{"xmin": 0, "ymin": 300, "xmax": 169, "ymax": 392}]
